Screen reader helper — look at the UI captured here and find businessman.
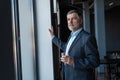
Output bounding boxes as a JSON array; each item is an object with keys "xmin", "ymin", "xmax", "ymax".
[{"xmin": 49, "ymin": 10, "xmax": 100, "ymax": 80}]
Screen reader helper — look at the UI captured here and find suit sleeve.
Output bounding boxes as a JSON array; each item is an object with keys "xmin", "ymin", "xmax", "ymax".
[
  {"xmin": 52, "ymin": 36, "xmax": 66, "ymax": 52},
  {"xmin": 73, "ymin": 36, "xmax": 100, "ymax": 70}
]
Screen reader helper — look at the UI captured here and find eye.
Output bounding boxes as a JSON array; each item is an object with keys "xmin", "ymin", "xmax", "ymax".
[
  {"xmin": 67, "ymin": 18, "xmax": 70, "ymax": 21},
  {"xmin": 73, "ymin": 17, "xmax": 77, "ymax": 20}
]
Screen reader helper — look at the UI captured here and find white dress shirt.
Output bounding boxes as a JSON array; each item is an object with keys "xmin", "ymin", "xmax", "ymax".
[{"xmin": 65, "ymin": 28, "xmax": 82, "ymax": 55}]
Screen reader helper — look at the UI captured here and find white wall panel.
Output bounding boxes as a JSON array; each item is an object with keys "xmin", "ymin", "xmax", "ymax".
[
  {"xmin": 36, "ymin": 0, "xmax": 54, "ymax": 80},
  {"xmin": 18, "ymin": 0, "xmax": 35, "ymax": 80}
]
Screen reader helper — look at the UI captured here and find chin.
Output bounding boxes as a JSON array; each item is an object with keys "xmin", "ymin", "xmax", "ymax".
[{"xmin": 68, "ymin": 27, "xmax": 72, "ymax": 30}]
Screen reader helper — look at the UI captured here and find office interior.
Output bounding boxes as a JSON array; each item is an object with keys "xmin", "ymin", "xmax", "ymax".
[{"xmin": 0, "ymin": 0, "xmax": 120, "ymax": 80}]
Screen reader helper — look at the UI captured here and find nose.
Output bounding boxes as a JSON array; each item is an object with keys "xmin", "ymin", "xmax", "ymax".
[{"xmin": 69, "ymin": 19, "xmax": 73, "ymax": 24}]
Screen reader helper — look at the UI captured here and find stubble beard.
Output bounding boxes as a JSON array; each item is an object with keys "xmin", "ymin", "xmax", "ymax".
[{"xmin": 68, "ymin": 23, "xmax": 80, "ymax": 32}]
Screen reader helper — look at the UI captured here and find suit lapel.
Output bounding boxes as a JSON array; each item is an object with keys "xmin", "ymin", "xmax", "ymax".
[{"xmin": 68, "ymin": 29, "xmax": 84, "ymax": 54}]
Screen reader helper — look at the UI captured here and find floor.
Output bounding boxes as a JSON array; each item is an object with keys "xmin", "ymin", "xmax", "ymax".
[{"xmin": 96, "ymin": 73, "xmax": 120, "ymax": 80}]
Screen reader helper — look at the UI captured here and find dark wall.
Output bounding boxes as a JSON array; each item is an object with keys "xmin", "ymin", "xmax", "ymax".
[
  {"xmin": 105, "ymin": 6, "xmax": 120, "ymax": 51},
  {"xmin": 0, "ymin": 0, "xmax": 15, "ymax": 80},
  {"xmin": 90, "ymin": 6, "xmax": 120, "ymax": 52}
]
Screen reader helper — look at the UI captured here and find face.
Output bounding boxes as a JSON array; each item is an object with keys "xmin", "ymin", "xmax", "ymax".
[{"xmin": 67, "ymin": 13, "xmax": 82, "ymax": 32}]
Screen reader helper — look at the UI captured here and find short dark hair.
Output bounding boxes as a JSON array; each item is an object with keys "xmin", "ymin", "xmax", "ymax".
[{"xmin": 67, "ymin": 10, "xmax": 82, "ymax": 17}]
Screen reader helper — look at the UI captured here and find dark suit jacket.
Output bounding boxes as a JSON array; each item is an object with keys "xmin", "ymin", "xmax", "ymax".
[{"xmin": 52, "ymin": 29, "xmax": 100, "ymax": 80}]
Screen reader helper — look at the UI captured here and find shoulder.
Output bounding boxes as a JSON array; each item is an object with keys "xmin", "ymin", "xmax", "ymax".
[
  {"xmin": 80, "ymin": 30, "xmax": 96, "ymax": 43},
  {"xmin": 81, "ymin": 30, "xmax": 91, "ymax": 39}
]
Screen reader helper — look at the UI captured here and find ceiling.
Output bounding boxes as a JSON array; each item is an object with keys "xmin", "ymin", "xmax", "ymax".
[
  {"xmin": 59, "ymin": 0, "xmax": 120, "ymax": 11},
  {"xmin": 104, "ymin": 0, "xmax": 120, "ymax": 10},
  {"xmin": 73, "ymin": 0, "xmax": 120, "ymax": 11}
]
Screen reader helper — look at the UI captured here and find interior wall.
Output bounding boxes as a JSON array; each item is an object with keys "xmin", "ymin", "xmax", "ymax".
[
  {"xmin": 105, "ymin": 6, "xmax": 120, "ymax": 51},
  {"xmin": 0, "ymin": 0, "xmax": 15, "ymax": 80},
  {"xmin": 90, "ymin": 6, "xmax": 120, "ymax": 52},
  {"xmin": 35, "ymin": 0, "xmax": 54, "ymax": 80},
  {"xmin": 18, "ymin": 0, "xmax": 36, "ymax": 80}
]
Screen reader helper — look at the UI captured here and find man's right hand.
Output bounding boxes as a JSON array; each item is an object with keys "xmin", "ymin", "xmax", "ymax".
[{"xmin": 48, "ymin": 26, "xmax": 54, "ymax": 37}]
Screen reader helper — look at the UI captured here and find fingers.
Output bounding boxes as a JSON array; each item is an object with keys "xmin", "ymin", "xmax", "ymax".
[
  {"xmin": 60, "ymin": 55, "xmax": 74, "ymax": 65},
  {"xmin": 60, "ymin": 55, "xmax": 67, "ymax": 62},
  {"xmin": 48, "ymin": 27, "xmax": 53, "ymax": 33},
  {"xmin": 48, "ymin": 28, "xmax": 52, "ymax": 33},
  {"xmin": 48, "ymin": 26, "xmax": 54, "ymax": 36}
]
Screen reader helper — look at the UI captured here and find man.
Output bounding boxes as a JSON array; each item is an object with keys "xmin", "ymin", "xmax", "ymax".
[{"xmin": 49, "ymin": 10, "xmax": 100, "ymax": 80}]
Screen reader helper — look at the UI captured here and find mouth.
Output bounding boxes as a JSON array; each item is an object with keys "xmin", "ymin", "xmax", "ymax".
[
  {"xmin": 68, "ymin": 24, "xmax": 74, "ymax": 27},
  {"xmin": 68, "ymin": 25, "xmax": 74, "ymax": 27}
]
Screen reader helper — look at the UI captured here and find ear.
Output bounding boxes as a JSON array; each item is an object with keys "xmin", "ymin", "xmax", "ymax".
[{"xmin": 79, "ymin": 17, "xmax": 83, "ymax": 25}]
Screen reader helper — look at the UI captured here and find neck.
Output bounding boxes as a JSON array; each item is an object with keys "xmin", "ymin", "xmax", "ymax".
[{"xmin": 72, "ymin": 27, "xmax": 81, "ymax": 32}]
